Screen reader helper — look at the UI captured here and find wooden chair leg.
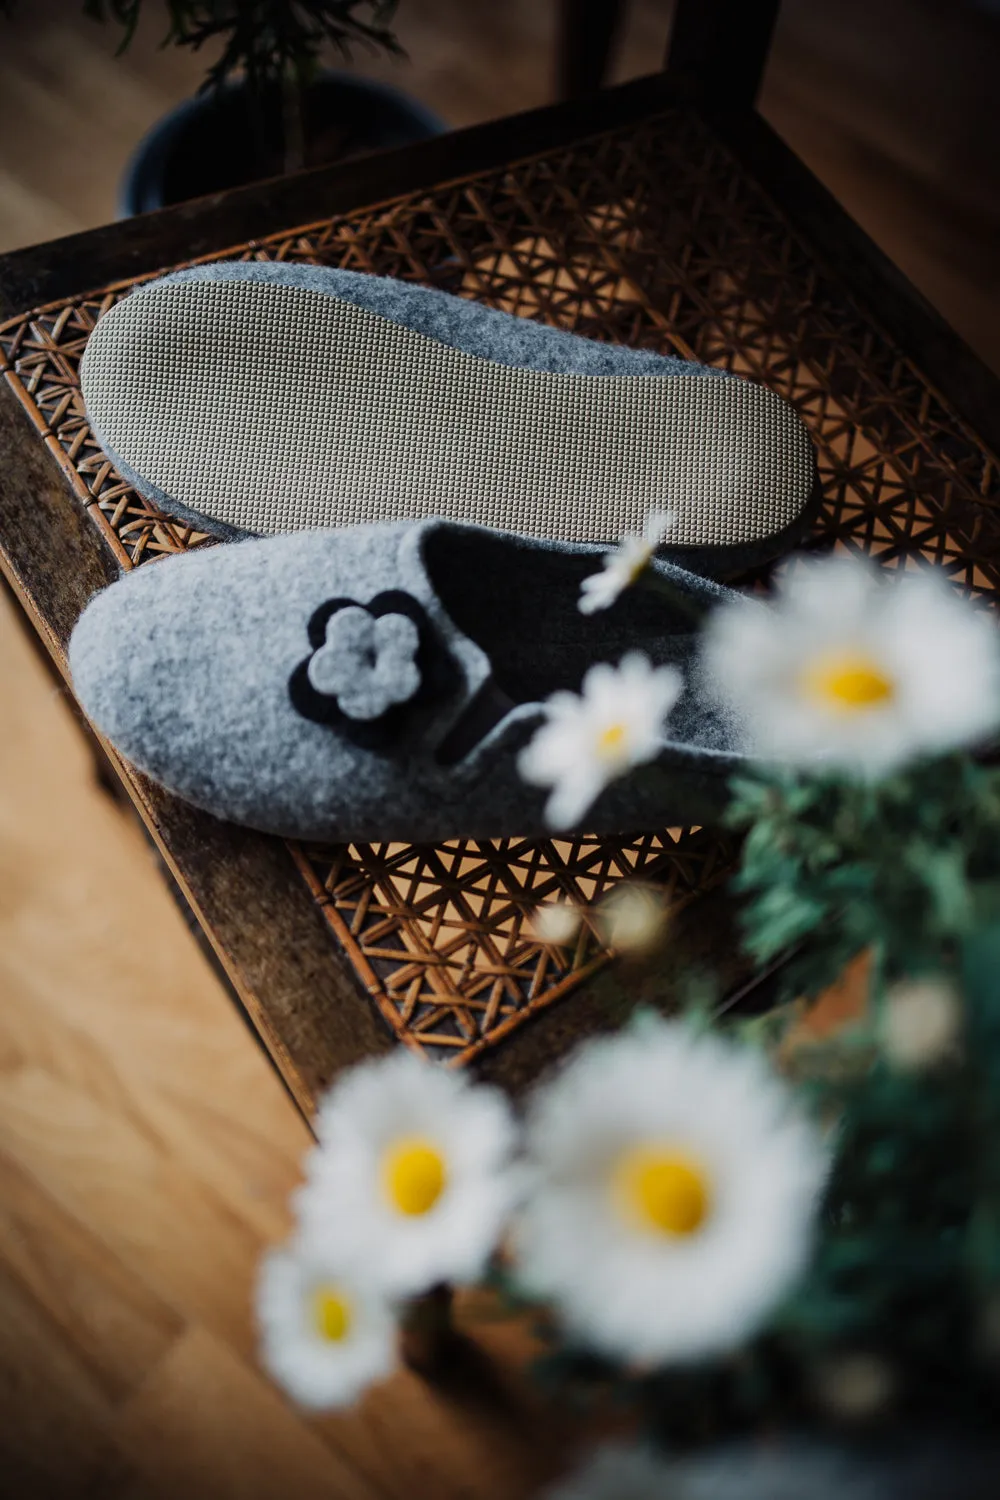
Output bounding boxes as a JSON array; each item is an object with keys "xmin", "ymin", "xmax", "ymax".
[
  {"xmin": 664, "ymin": 0, "xmax": 781, "ymax": 108},
  {"xmin": 555, "ymin": 0, "xmax": 628, "ymax": 99}
]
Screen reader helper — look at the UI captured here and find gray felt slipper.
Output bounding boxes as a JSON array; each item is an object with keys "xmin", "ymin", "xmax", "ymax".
[
  {"xmin": 68, "ymin": 520, "xmax": 749, "ymax": 843},
  {"xmin": 79, "ymin": 261, "xmax": 819, "ymax": 574}
]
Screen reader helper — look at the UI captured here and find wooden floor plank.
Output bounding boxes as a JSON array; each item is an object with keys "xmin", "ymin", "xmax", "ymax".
[
  {"xmin": 0, "ymin": 1257, "xmax": 139, "ymax": 1498},
  {"xmin": 314, "ymin": 1307, "xmax": 585, "ymax": 1500},
  {"xmin": 0, "ymin": 918, "xmax": 309, "ymax": 1249},
  {"xmin": 764, "ymin": 0, "xmax": 1000, "ymax": 370},
  {"xmin": 0, "ymin": 1145, "xmax": 181, "ymax": 1405},
  {"xmin": 0, "ymin": 1062, "xmax": 272, "ymax": 1362},
  {"xmin": 116, "ymin": 1325, "xmax": 378, "ymax": 1500},
  {"xmin": 0, "ymin": 590, "xmax": 323, "ymax": 1490}
]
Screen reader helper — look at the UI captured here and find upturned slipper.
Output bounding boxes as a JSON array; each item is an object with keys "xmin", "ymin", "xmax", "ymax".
[
  {"xmin": 68, "ymin": 520, "xmax": 749, "ymax": 843},
  {"xmin": 80, "ymin": 261, "xmax": 819, "ymax": 573}
]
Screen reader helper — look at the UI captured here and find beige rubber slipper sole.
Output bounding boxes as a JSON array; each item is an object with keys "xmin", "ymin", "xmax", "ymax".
[{"xmin": 81, "ymin": 274, "xmax": 818, "ymax": 562}]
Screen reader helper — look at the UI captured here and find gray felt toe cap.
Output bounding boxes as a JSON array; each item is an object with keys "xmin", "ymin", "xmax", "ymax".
[{"xmin": 69, "ymin": 528, "xmax": 515, "ymax": 840}]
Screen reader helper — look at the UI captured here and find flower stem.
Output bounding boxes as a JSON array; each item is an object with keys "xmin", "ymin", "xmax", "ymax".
[
  {"xmin": 399, "ymin": 1282, "xmax": 457, "ymax": 1376},
  {"xmin": 281, "ymin": 64, "xmax": 306, "ymax": 176},
  {"xmin": 643, "ymin": 569, "xmax": 714, "ymax": 627}
]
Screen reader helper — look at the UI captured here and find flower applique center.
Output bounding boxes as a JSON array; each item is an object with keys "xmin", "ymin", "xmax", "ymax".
[
  {"xmin": 613, "ymin": 1146, "xmax": 712, "ymax": 1237},
  {"xmin": 306, "ymin": 605, "xmax": 421, "ymax": 722},
  {"xmin": 801, "ymin": 649, "xmax": 895, "ymax": 714},
  {"xmin": 382, "ymin": 1136, "xmax": 448, "ymax": 1217}
]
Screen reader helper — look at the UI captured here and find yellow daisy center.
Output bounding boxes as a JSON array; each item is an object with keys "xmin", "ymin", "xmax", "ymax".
[
  {"xmin": 614, "ymin": 1147, "xmax": 711, "ymax": 1236},
  {"xmin": 312, "ymin": 1286, "xmax": 352, "ymax": 1343},
  {"xmin": 382, "ymin": 1137, "xmax": 448, "ymax": 1217},
  {"xmin": 597, "ymin": 722, "xmax": 628, "ymax": 759},
  {"xmin": 802, "ymin": 651, "xmax": 895, "ymax": 713}
]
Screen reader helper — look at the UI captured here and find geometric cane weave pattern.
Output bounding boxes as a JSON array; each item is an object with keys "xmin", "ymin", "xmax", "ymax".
[
  {"xmin": 290, "ymin": 828, "xmax": 731, "ymax": 1063},
  {"xmin": 3, "ymin": 105, "xmax": 999, "ymax": 1063}
]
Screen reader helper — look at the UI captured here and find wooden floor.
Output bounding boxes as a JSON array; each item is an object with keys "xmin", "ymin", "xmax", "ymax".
[
  {"xmin": 0, "ymin": 2, "xmax": 997, "ymax": 1494},
  {"xmin": 0, "ymin": 589, "xmax": 592, "ymax": 1497}
]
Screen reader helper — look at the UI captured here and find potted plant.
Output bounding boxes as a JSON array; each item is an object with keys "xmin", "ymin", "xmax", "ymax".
[
  {"xmin": 2, "ymin": 1, "xmax": 444, "ymax": 214},
  {"xmin": 251, "ymin": 548, "xmax": 1000, "ymax": 1497}
]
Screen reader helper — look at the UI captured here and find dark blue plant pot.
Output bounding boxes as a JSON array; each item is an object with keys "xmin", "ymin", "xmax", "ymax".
[{"xmin": 118, "ymin": 70, "xmax": 445, "ymax": 217}]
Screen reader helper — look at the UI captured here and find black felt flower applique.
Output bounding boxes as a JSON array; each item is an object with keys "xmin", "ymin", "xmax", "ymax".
[{"xmin": 289, "ymin": 591, "xmax": 459, "ymax": 752}]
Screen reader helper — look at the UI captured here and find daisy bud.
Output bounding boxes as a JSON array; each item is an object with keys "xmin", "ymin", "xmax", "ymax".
[
  {"xmin": 596, "ymin": 882, "xmax": 667, "ymax": 956},
  {"xmin": 528, "ymin": 900, "xmax": 583, "ymax": 946},
  {"xmin": 882, "ymin": 978, "xmax": 961, "ymax": 1071},
  {"xmin": 815, "ymin": 1351, "xmax": 894, "ymax": 1421}
]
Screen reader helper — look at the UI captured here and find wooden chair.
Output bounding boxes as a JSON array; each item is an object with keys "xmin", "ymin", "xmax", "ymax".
[
  {"xmin": 2, "ymin": 0, "xmax": 998, "ymax": 1114},
  {"xmin": 557, "ymin": 0, "xmax": 780, "ymax": 106}
]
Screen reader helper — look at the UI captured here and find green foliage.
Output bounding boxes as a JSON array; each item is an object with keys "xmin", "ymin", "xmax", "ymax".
[
  {"xmin": 160, "ymin": 2, "xmax": 403, "ymax": 94},
  {"xmin": 4, "ymin": 3, "xmax": 403, "ymax": 87},
  {"xmin": 82, "ymin": 1, "xmax": 144, "ymax": 52},
  {"xmin": 728, "ymin": 756, "xmax": 1000, "ymax": 1000},
  {"xmin": 720, "ymin": 759, "xmax": 1000, "ymax": 1428},
  {"xmin": 692, "ymin": 755, "xmax": 1000, "ymax": 1427},
  {"xmin": 783, "ymin": 1063, "xmax": 988, "ymax": 1415}
]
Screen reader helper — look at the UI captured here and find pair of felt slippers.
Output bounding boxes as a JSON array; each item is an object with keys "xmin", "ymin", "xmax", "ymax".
[{"xmin": 70, "ymin": 262, "xmax": 820, "ymax": 843}]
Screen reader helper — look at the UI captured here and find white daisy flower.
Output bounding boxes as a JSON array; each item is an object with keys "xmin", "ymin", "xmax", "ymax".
[
  {"xmin": 579, "ymin": 510, "xmax": 677, "ymax": 615},
  {"xmin": 294, "ymin": 1050, "xmax": 518, "ymax": 1297},
  {"xmin": 512, "ymin": 1019, "xmax": 825, "ymax": 1365},
  {"xmin": 518, "ymin": 653, "xmax": 683, "ymax": 829},
  {"xmin": 702, "ymin": 554, "xmax": 1000, "ymax": 776},
  {"xmin": 255, "ymin": 1241, "xmax": 397, "ymax": 1411}
]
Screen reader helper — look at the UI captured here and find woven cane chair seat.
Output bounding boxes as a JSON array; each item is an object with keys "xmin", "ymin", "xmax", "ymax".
[{"xmin": 2, "ymin": 92, "xmax": 997, "ymax": 1100}]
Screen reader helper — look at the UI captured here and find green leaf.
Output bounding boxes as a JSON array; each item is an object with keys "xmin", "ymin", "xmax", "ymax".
[
  {"xmin": 962, "ymin": 923, "xmax": 1000, "ymax": 1014},
  {"xmin": 964, "ymin": 1201, "xmax": 1000, "ymax": 1287},
  {"xmin": 905, "ymin": 843, "xmax": 972, "ymax": 932}
]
